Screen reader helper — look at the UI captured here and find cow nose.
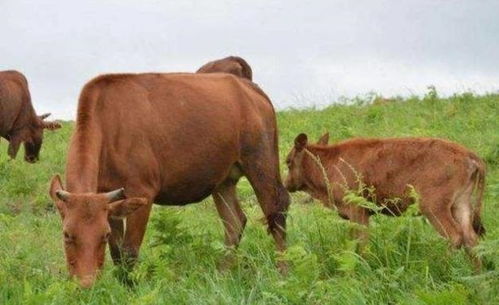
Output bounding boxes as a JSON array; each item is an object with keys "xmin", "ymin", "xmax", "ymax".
[
  {"xmin": 284, "ymin": 183, "xmax": 296, "ymax": 192},
  {"xmin": 25, "ymin": 155, "xmax": 37, "ymax": 163},
  {"xmin": 283, "ymin": 180, "xmax": 292, "ymax": 191},
  {"xmin": 78, "ymin": 275, "xmax": 96, "ymax": 289}
]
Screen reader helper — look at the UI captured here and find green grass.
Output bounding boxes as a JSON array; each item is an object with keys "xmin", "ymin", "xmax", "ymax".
[{"xmin": 1, "ymin": 91, "xmax": 498, "ymax": 304}]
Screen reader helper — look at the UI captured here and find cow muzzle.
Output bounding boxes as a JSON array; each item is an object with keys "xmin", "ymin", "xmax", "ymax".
[
  {"xmin": 283, "ymin": 179, "xmax": 296, "ymax": 192},
  {"xmin": 25, "ymin": 155, "xmax": 39, "ymax": 163},
  {"xmin": 77, "ymin": 274, "xmax": 97, "ymax": 289}
]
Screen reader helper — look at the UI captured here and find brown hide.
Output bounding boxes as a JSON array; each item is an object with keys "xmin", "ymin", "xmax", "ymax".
[
  {"xmin": 196, "ymin": 56, "xmax": 253, "ymax": 80},
  {"xmin": 50, "ymin": 72, "xmax": 289, "ymax": 287},
  {"xmin": 0, "ymin": 70, "xmax": 61, "ymax": 162},
  {"xmin": 285, "ymin": 134, "xmax": 486, "ymax": 266}
]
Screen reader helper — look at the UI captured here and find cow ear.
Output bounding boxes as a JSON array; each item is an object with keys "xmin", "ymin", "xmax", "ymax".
[
  {"xmin": 294, "ymin": 133, "xmax": 308, "ymax": 151},
  {"xmin": 49, "ymin": 175, "xmax": 64, "ymax": 200},
  {"xmin": 109, "ymin": 198, "xmax": 148, "ymax": 219},
  {"xmin": 49, "ymin": 175, "xmax": 67, "ymax": 217},
  {"xmin": 41, "ymin": 121, "xmax": 62, "ymax": 131},
  {"xmin": 317, "ymin": 132, "xmax": 329, "ymax": 145},
  {"xmin": 7, "ymin": 137, "xmax": 21, "ymax": 159}
]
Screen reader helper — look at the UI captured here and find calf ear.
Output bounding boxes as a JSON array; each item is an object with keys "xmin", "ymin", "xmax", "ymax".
[
  {"xmin": 109, "ymin": 198, "xmax": 148, "ymax": 219},
  {"xmin": 294, "ymin": 133, "xmax": 308, "ymax": 151},
  {"xmin": 317, "ymin": 132, "xmax": 329, "ymax": 145}
]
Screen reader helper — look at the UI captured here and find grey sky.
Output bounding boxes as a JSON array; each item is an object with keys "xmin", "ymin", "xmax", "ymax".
[{"xmin": 2, "ymin": 0, "xmax": 499, "ymax": 119}]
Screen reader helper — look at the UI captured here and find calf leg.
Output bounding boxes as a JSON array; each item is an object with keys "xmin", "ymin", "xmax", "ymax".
[
  {"xmin": 452, "ymin": 190, "xmax": 482, "ymax": 271},
  {"xmin": 348, "ymin": 206, "xmax": 370, "ymax": 253},
  {"xmin": 213, "ymin": 179, "xmax": 247, "ymax": 269},
  {"xmin": 421, "ymin": 196, "xmax": 463, "ymax": 248},
  {"xmin": 337, "ymin": 203, "xmax": 370, "ymax": 253}
]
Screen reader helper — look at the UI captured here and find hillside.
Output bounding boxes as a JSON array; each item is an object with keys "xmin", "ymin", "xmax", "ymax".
[{"xmin": 0, "ymin": 92, "xmax": 498, "ymax": 304}]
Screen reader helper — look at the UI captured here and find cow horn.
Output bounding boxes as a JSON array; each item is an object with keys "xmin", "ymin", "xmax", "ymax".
[
  {"xmin": 56, "ymin": 190, "xmax": 71, "ymax": 202},
  {"xmin": 105, "ymin": 188, "xmax": 125, "ymax": 201},
  {"xmin": 39, "ymin": 113, "xmax": 51, "ymax": 120}
]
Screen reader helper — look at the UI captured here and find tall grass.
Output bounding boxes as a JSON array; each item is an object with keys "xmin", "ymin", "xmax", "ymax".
[{"xmin": 0, "ymin": 91, "xmax": 498, "ymax": 304}]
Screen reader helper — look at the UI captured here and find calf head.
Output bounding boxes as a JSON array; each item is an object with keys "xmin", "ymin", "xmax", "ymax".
[
  {"xmin": 49, "ymin": 175, "xmax": 147, "ymax": 288},
  {"xmin": 8, "ymin": 113, "xmax": 61, "ymax": 163},
  {"xmin": 284, "ymin": 133, "xmax": 329, "ymax": 192},
  {"xmin": 284, "ymin": 133, "xmax": 309, "ymax": 192}
]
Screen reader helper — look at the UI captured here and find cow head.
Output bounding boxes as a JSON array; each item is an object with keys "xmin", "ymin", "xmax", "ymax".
[
  {"xmin": 49, "ymin": 175, "xmax": 148, "ymax": 288},
  {"xmin": 284, "ymin": 133, "xmax": 309, "ymax": 192},
  {"xmin": 7, "ymin": 113, "xmax": 61, "ymax": 163}
]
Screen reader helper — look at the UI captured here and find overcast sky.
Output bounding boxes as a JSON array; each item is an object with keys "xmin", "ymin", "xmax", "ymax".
[{"xmin": 2, "ymin": 0, "xmax": 499, "ymax": 119}]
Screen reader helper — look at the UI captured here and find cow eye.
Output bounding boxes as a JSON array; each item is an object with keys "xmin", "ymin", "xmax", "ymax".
[
  {"xmin": 63, "ymin": 232, "xmax": 74, "ymax": 244},
  {"xmin": 102, "ymin": 232, "xmax": 111, "ymax": 243}
]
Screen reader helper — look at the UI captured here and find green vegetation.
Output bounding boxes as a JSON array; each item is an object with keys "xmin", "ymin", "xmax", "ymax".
[{"xmin": 1, "ymin": 91, "xmax": 498, "ymax": 304}]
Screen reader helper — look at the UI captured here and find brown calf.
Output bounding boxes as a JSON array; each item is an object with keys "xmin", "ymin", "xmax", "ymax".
[
  {"xmin": 284, "ymin": 133, "xmax": 486, "ymax": 267},
  {"xmin": 49, "ymin": 73, "xmax": 289, "ymax": 288},
  {"xmin": 196, "ymin": 56, "xmax": 253, "ymax": 80}
]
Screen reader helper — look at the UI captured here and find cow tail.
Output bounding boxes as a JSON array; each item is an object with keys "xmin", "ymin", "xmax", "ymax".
[{"xmin": 471, "ymin": 156, "xmax": 486, "ymax": 236}]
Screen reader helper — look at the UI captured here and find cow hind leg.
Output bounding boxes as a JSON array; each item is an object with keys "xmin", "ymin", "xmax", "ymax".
[
  {"xmin": 239, "ymin": 156, "xmax": 290, "ymax": 272},
  {"xmin": 213, "ymin": 178, "xmax": 247, "ymax": 270}
]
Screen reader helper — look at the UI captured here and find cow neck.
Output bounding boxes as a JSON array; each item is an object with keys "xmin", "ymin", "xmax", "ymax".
[{"xmin": 65, "ymin": 127, "xmax": 102, "ymax": 193}]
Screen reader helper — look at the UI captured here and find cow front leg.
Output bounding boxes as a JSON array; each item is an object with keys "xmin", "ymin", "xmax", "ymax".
[
  {"xmin": 108, "ymin": 218, "xmax": 124, "ymax": 264},
  {"xmin": 122, "ymin": 201, "xmax": 153, "ymax": 270}
]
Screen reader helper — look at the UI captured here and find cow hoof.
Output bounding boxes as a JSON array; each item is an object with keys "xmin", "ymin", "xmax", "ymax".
[
  {"xmin": 217, "ymin": 254, "xmax": 237, "ymax": 272},
  {"xmin": 277, "ymin": 260, "xmax": 289, "ymax": 275},
  {"xmin": 113, "ymin": 265, "xmax": 136, "ymax": 287}
]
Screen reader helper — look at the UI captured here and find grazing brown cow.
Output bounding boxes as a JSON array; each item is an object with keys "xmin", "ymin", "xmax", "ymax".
[
  {"xmin": 0, "ymin": 70, "xmax": 61, "ymax": 162},
  {"xmin": 196, "ymin": 56, "xmax": 253, "ymax": 80},
  {"xmin": 284, "ymin": 133, "xmax": 486, "ymax": 267},
  {"xmin": 48, "ymin": 73, "xmax": 289, "ymax": 288}
]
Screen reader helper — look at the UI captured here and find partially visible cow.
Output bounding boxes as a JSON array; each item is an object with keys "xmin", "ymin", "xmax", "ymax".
[
  {"xmin": 284, "ymin": 133, "xmax": 486, "ymax": 268},
  {"xmin": 48, "ymin": 72, "xmax": 289, "ymax": 288},
  {"xmin": 196, "ymin": 56, "xmax": 253, "ymax": 80},
  {"xmin": 0, "ymin": 70, "xmax": 61, "ymax": 162}
]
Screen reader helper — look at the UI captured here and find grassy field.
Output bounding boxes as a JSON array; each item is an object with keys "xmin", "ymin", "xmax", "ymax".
[{"xmin": 1, "ymin": 91, "xmax": 498, "ymax": 304}]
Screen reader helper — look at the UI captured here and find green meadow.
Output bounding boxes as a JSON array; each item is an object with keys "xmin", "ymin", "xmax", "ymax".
[{"xmin": 1, "ymin": 90, "xmax": 498, "ymax": 304}]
